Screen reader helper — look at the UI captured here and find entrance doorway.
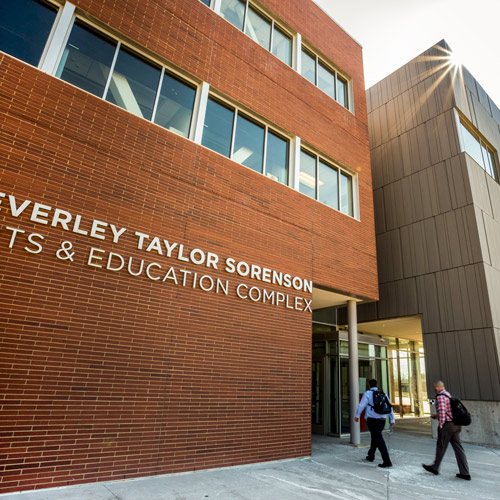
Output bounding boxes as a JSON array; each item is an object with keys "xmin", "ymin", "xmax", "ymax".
[
  {"xmin": 312, "ymin": 324, "xmax": 389, "ymax": 436},
  {"xmin": 388, "ymin": 338, "xmax": 430, "ymax": 417}
]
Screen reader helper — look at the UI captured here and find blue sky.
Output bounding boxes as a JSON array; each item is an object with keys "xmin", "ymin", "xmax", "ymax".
[{"xmin": 314, "ymin": 0, "xmax": 500, "ymax": 107}]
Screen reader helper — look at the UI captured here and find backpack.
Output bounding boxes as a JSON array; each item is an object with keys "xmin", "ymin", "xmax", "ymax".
[
  {"xmin": 369, "ymin": 390, "xmax": 392, "ymax": 415},
  {"xmin": 438, "ymin": 394, "xmax": 471, "ymax": 426}
]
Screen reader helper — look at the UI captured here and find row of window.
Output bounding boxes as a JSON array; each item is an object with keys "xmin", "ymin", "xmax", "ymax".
[
  {"xmin": 218, "ymin": 0, "xmax": 292, "ymax": 67},
  {"xmin": 458, "ymin": 118, "xmax": 498, "ymax": 181},
  {"xmin": 202, "ymin": 98, "xmax": 289, "ymax": 184},
  {"xmin": 0, "ymin": 0, "xmax": 356, "ymax": 218},
  {"xmin": 301, "ymin": 48, "xmax": 348, "ymax": 109},
  {"xmin": 200, "ymin": 0, "xmax": 350, "ymax": 109}
]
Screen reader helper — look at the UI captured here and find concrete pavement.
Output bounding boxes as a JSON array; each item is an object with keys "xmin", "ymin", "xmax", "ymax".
[{"xmin": 2, "ymin": 420, "xmax": 499, "ymax": 500}]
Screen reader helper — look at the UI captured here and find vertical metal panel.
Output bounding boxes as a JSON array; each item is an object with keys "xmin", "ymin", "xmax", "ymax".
[{"xmin": 457, "ymin": 330, "xmax": 481, "ymax": 399}]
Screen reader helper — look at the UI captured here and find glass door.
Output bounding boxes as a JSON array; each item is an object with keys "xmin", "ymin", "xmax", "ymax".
[{"xmin": 311, "ymin": 357, "xmax": 324, "ymax": 434}]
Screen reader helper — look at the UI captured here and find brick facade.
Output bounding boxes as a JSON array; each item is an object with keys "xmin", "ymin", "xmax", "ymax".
[{"xmin": 0, "ymin": 0, "xmax": 377, "ymax": 492}]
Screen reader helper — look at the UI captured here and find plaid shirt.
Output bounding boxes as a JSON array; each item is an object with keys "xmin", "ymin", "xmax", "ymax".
[{"xmin": 436, "ymin": 390, "xmax": 453, "ymax": 426}]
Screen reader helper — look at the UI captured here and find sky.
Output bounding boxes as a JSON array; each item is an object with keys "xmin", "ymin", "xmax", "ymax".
[{"xmin": 314, "ymin": 0, "xmax": 500, "ymax": 106}]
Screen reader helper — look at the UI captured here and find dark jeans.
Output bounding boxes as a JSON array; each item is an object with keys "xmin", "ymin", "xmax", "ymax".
[
  {"xmin": 433, "ymin": 421, "xmax": 469, "ymax": 475},
  {"xmin": 367, "ymin": 417, "xmax": 391, "ymax": 465}
]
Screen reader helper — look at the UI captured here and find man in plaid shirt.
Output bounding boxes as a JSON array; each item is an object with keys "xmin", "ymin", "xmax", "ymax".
[{"xmin": 422, "ymin": 381, "xmax": 471, "ymax": 480}]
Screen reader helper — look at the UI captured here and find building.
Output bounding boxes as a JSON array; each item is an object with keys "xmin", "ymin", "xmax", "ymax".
[
  {"xmin": 361, "ymin": 40, "xmax": 500, "ymax": 445},
  {"xmin": 0, "ymin": 0, "xmax": 378, "ymax": 493}
]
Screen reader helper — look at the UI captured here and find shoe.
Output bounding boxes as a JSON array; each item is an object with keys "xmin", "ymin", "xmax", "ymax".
[
  {"xmin": 366, "ymin": 455, "xmax": 375, "ymax": 462},
  {"xmin": 422, "ymin": 464, "xmax": 439, "ymax": 475},
  {"xmin": 456, "ymin": 473, "xmax": 471, "ymax": 480},
  {"xmin": 378, "ymin": 463, "xmax": 392, "ymax": 468}
]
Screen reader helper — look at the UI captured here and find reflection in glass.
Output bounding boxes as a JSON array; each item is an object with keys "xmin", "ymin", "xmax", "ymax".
[
  {"xmin": 200, "ymin": 0, "xmax": 211, "ymax": 5},
  {"xmin": 299, "ymin": 150, "xmax": 316, "ymax": 198},
  {"xmin": 154, "ymin": 73, "xmax": 196, "ymax": 138},
  {"xmin": 0, "ymin": 0, "xmax": 58, "ymax": 67},
  {"xmin": 56, "ymin": 21, "xmax": 117, "ymax": 97},
  {"xmin": 311, "ymin": 360, "xmax": 323, "ymax": 426},
  {"xmin": 301, "ymin": 48, "xmax": 316, "ymax": 84},
  {"xmin": 233, "ymin": 114, "xmax": 265, "ymax": 173},
  {"xmin": 460, "ymin": 122, "xmax": 484, "ymax": 167},
  {"xmin": 488, "ymin": 150, "xmax": 498, "ymax": 180},
  {"xmin": 337, "ymin": 75, "xmax": 348, "ymax": 108},
  {"xmin": 318, "ymin": 62, "xmax": 335, "ymax": 99},
  {"xmin": 105, "ymin": 48, "xmax": 161, "ymax": 120},
  {"xmin": 245, "ymin": 5, "xmax": 271, "ymax": 50},
  {"xmin": 459, "ymin": 121, "xmax": 498, "ymax": 180},
  {"xmin": 318, "ymin": 161, "xmax": 338, "ymax": 209},
  {"xmin": 220, "ymin": 0, "xmax": 246, "ymax": 31},
  {"xmin": 265, "ymin": 132, "xmax": 288, "ymax": 185},
  {"xmin": 272, "ymin": 26, "xmax": 291, "ymax": 66},
  {"xmin": 202, "ymin": 98, "xmax": 234, "ymax": 157},
  {"xmin": 340, "ymin": 171, "xmax": 353, "ymax": 216}
]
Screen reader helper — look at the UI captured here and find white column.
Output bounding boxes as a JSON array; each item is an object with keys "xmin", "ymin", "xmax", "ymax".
[
  {"xmin": 212, "ymin": 0, "xmax": 222, "ymax": 14},
  {"xmin": 192, "ymin": 82, "xmax": 210, "ymax": 144},
  {"xmin": 39, "ymin": 2, "xmax": 75, "ymax": 75},
  {"xmin": 294, "ymin": 33, "xmax": 302, "ymax": 73},
  {"xmin": 291, "ymin": 136, "xmax": 301, "ymax": 190},
  {"xmin": 348, "ymin": 300, "xmax": 360, "ymax": 445}
]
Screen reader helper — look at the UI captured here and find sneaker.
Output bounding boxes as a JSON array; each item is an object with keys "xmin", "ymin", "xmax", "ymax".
[
  {"xmin": 422, "ymin": 464, "xmax": 438, "ymax": 475},
  {"xmin": 456, "ymin": 473, "xmax": 471, "ymax": 480},
  {"xmin": 366, "ymin": 455, "xmax": 375, "ymax": 462},
  {"xmin": 378, "ymin": 463, "xmax": 392, "ymax": 468}
]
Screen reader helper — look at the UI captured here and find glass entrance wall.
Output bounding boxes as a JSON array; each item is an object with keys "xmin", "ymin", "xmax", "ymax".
[
  {"xmin": 339, "ymin": 342, "xmax": 389, "ymax": 434},
  {"xmin": 312, "ymin": 323, "xmax": 389, "ymax": 436},
  {"xmin": 388, "ymin": 338, "xmax": 430, "ymax": 417}
]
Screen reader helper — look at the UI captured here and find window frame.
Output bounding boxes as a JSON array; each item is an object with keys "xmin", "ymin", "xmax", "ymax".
[
  {"xmin": 217, "ymin": 0, "xmax": 293, "ymax": 66},
  {"xmin": 456, "ymin": 110, "xmax": 499, "ymax": 182},
  {"xmin": 202, "ymin": 95, "xmax": 291, "ymax": 185},
  {"xmin": 50, "ymin": 13, "xmax": 200, "ymax": 140},
  {"xmin": 299, "ymin": 147, "xmax": 356, "ymax": 217},
  {"xmin": 300, "ymin": 43, "xmax": 351, "ymax": 111}
]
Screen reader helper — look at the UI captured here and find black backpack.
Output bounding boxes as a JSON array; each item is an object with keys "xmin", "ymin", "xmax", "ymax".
[
  {"xmin": 370, "ymin": 390, "xmax": 392, "ymax": 415},
  {"xmin": 438, "ymin": 394, "xmax": 471, "ymax": 426}
]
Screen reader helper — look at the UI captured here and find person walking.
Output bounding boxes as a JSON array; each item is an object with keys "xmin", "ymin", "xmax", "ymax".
[
  {"xmin": 422, "ymin": 380, "xmax": 471, "ymax": 480},
  {"xmin": 354, "ymin": 379, "xmax": 395, "ymax": 468}
]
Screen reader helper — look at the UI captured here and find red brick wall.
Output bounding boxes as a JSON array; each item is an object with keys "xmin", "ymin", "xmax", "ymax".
[{"xmin": 0, "ymin": 0, "xmax": 377, "ymax": 493}]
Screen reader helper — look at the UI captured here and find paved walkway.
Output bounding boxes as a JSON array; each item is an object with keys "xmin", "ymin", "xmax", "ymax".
[{"xmin": 2, "ymin": 422, "xmax": 499, "ymax": 499}]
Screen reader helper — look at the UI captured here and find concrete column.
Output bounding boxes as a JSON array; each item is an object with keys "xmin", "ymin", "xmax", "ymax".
[{"xmin": 348, "ymin": 300, "xmax": 360, "ymax": 445}]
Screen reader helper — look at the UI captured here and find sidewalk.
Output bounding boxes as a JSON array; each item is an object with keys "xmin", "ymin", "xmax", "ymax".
[{"xmin": 2, "ymin": 423, "xmax": 499, "ymax": 500}]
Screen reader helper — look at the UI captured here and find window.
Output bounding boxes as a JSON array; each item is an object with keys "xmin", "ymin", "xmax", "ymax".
[
  {"xmin": 301, "ymin": 45, "xmax": 350, "ymax": 109},
  {"xmin": 153, "ymin": 72, "xmax": 196, "ymax": 138},
  {"xmin": 299, "ymin": 149, "xmax": 354, "ymax": 216},
  {"xmin": 233, "ymin": 114, "xmax": 265, "ymax": 173},
  {"xmin": 202, "ymin": 97, "xmax": 289, "ymax": 185},
  {"xmin": 0, "ymin": 0, "xmax": 58, "ymax": 67},
  {"xmin": 220, "ymin": 0, "xmax": 292, "ymax": 66},
  {"xmin": 200, "ymin": 0, "xmax": 211, "ymax": 6},
  {"xmin": 459, "ymin": 119, "xmax": 498, "ymax": 180},
  {"xmin": 55, "ymin": 20, "xmax": 197, "ymax": 138},
  {"xmin": 318, "ymin": 62, "xmax": 335, "ymax": 99},
  {"xmin": 105, "ymin": 48, "xmax": 161, "ymax": 120},
  {"xmin": 220, "ymin": 0, "xmax": 246, "ymax": 31},
  {"xmin": 56, "ymin": 21, "xmax": 116, "ymax": 98},
  {"xmin": 301, "ymin": 48, "xmax": 316, "ymax": 85},
  {"xmin": 202, "ymin": 98, "xmax": 234, "ymax": 156},
  {"xmin": 271, "ymin": 26, "xmax": 292, "ymax": 66}
]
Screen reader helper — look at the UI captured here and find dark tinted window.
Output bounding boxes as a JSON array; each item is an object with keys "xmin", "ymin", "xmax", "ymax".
[
  {"xmin": 0, "ymin": 0, "xmax": 57, "ymax": 66},
  {"xmin": 105, "ymin": 48, "xmax": 161, "ymax": 120},
  {"xmin": 154, "ymin": 72, "xmax": 196, "ymax": 138},
  {"xmin": 233, "ymin": 114, "xmax": 265, "ymax": 173},
  {"xmin": 202, "ymin": 98, "xmax": 235, "ymax": 157},
  {"xmin": 266, "ymin": 132, "xmax": 288, "ymax": 185},
  {"xmin": 56, "ymin": 21, "xmax": 117, "ymax": 97}
]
